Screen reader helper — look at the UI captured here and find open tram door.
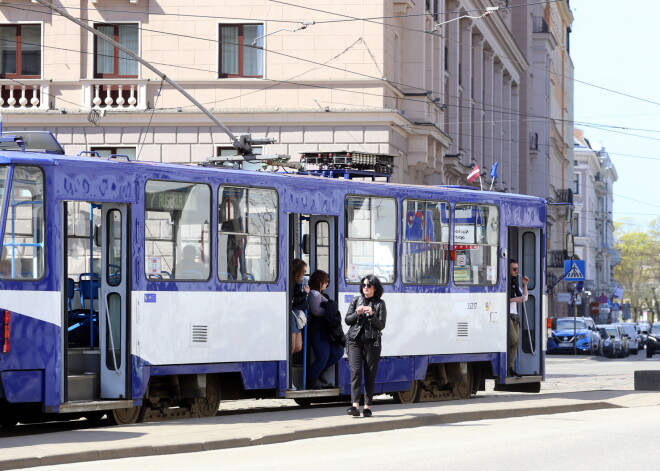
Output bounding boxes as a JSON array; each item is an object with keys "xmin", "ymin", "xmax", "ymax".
[
  {"xmin": 99, "ymin": 203, "xmax": 130, "ymax": 398},
  {"xmin": 62, "ymin": 201, "xmax": 132, "ymax": 409},
  {"xmin": 499, "ymin": 226, "xmax": 543, "ymax": 390},
  {"xmin": 286, "ymin": 213, "xmax": 339, "ymax": 397}
]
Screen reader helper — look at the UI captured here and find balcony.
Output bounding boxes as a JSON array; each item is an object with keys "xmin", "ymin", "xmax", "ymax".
[
  {"xmin": 548, "ymin": 250, "xmax": 568, "ymax": 268},
  {"xmin": 0, "ymin": 81, "xmax": 50, "ymax": 110},
  {"xmin": 82, "ymin": 80, "xmax": 148, "ymax": 110},
  {"xmin": 533, "ymin": 16, "xmax": 549, "ymax": 33},
  {"xmin": 555, "ymin": 188, "xmax": 574, "ymax": 205}
]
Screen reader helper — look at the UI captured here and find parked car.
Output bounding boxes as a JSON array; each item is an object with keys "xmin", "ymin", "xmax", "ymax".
[
  {"xmin": 615, "ymin": 323, "xmax": 640, "ymax": 354},
  {"xmin": 645, "ymin": 323, "xmax": 660, "ymax": 358},
  {"xmin": 597, "ymin": 324, "xmax": 625, "ymax": 358},
  {"xmin": 548, "ymin": 317, "xmax": 600, "ymax": 355},
  {"xmin": 638, "ymin": 322, "xmax": 650, "ymax": 350}
]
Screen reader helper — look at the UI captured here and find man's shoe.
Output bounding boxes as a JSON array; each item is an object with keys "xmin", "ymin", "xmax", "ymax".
[
  {"xmin": 363, "ymin": 409, "xmax": 372, "ymax": 417},
  {"xmin": 346, "ymin": 406, "xmax": 360, "ymax": 417}
]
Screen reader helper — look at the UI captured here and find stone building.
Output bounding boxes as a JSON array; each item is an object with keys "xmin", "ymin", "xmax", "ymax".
[{"xmin": 573, "ymin": 129, "xmax": 620, "ymax": 321}]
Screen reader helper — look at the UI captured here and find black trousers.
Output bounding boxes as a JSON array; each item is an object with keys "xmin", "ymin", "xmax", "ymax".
[{"xmin": 347, "ymin": 337, "xmax": 382, "ymax": 406}]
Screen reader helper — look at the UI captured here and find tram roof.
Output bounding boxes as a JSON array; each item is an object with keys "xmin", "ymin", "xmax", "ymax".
[{"xmin": 0, "ymin": 149, "xmax": 546, "ymax": 206}]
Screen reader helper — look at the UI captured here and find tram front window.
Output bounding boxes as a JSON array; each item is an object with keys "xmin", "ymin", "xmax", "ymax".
[{"xmin": 0, "ymin": 166, "xmax": 45, "ymax": 279}]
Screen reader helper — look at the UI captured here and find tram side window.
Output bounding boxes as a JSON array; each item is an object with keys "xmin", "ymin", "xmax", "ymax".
[
  {"xmin": 218, "ymin": 186, "xmax": 278, "ymax": 282},
  {"xmin": 144, "ymin": 180, "xmax": 211, "ymax": 281},
  {"xmin": 402, "ymin": 199, "xmax": 449, "ymax": 285},
  {"xmin": 345, "ymin": 196, "xmax": 396, "ymax": 284},
  {"xmin": 452, "ymin": 204, "xmax": 498, "ymax": 286},
  {"xmin": 0, "ymin": 166, "xmax": 45, "ymax": 280}
]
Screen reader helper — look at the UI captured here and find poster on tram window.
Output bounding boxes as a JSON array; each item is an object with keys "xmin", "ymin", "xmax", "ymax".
[{"xmin": 147, "ymin": 257, "xmax": 162, "ymax": 275}]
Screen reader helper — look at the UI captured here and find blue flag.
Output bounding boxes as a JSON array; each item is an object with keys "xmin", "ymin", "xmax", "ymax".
[{"xmin": 490, "ymin": 162, "xmax": 499, "ymax": 179}]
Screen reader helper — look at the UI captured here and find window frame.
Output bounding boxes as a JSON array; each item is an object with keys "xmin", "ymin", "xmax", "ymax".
[
  {"xmin": 401, "ymin": 198, "xmax": 450, "ymax": 286},
  {"xmin": 217, "ymin": 184, "xmax": 279, "ymax": 283},
  {"xmin": 93, "ymin": 23, "xmax": 139, "ymax": 79},
  {"xmin": 143, "ymin": 179, "xmax": 212, "ymax": 282},
  {"xmin": 344, "ymin": 194, "xmax": 397, "ymax": 285},
  {"xmin": 0, "ymin": 23, "xmax": 42, "ymax": 79},
  {"xmin": 0, "ymin": 165, "xmax": 46, "ymax": 281},
  {"xmin": 218, "ymin": 23, "xmax": 264, "ymax": 78},
  {"xmin": 451, "ymin": 203, "xmax": 499, "ymax": 287}
]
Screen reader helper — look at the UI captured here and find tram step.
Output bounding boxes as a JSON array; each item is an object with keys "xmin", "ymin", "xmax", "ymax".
[
  {"xmin": 67, "ymin": 373, "xmax": 99, "ymax": 402},
  {"xmin": 67, "ymin": 348, "xmax": 100, "ymax": 375},
  {"xmin": 284, "ymin": 388, "xmax": 340, "ymax": 399}
]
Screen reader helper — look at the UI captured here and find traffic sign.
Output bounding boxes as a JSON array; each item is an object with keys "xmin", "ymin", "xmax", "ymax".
[
  {"xmin": 599, "ymin": 294, "xmax": 608, "ymax": 304},
  {"xmin": 564, "ymin": 259, "xmax": 586, "ymax": 281}
]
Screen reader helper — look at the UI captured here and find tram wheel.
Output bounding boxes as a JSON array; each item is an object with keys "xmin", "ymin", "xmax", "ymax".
[
  {"xmin": 194, "ymin": 374, "xmax": 221, "ymax": 418},
  {"xmin": 452, "ymin": 366, "xmax": 473, "ymax": 400},
  {"xmin": 394, "ymin": 380, "xmax": 420, "ymax": 404},
  {"xmin": 108, "ymin": 406, "xmax": 145, "ymax": 425}
]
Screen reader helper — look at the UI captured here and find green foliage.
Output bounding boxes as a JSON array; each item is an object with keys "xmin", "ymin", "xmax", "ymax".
[{"xmin": 614, "ymin": 218, "xmax": 660, "ymax": 320}]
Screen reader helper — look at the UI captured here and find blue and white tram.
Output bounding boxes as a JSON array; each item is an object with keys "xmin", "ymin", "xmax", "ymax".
[{"xmin": 0, "ymin": 131, "xmax": 547, "ymax": 426}]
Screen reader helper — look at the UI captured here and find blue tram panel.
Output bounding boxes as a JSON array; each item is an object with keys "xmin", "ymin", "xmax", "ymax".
[{"xmin": 0, "ymin": 133, "xmax": 548, "ymax": 424}]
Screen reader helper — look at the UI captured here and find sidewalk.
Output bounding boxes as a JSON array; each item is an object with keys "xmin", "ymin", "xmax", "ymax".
[{"xmin": 1, "ymin": 389, "xmax": 658, "ymax": 470}]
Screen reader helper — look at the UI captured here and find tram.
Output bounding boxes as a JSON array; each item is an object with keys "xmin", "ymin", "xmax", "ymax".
[{"xmin": 0, "ymin": 130, "xmax": 547, "ymax": 426}]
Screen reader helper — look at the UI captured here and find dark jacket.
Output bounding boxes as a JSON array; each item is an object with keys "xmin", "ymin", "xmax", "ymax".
[
  {"xmin": 291, "ymin": 281, "xmax": 308, "ymax": 311},
  {"xmin": 345, "ymin": 295, "xmax": 386, "ymax": 341}
]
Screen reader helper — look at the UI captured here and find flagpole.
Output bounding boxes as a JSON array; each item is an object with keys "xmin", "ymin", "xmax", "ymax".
[{"xmin": 479, "ymin": 175, "xmax": 483, "ymax": 191}]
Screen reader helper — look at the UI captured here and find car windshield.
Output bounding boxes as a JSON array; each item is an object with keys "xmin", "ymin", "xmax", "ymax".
[
  {"xmin": 651, "ymin": 324, "xmax": 660, "ymax": 335},
  {"xmin": 604, "ymin": 327, "xmax": 618, "ymax": 338},
  {"xmin": 557, "ymin": 318, "xmax": 587, "ymax": 330}
]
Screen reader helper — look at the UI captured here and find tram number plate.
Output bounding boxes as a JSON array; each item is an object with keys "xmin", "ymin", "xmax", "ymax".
[{"xmin": 559, "ymin": 342, "xmax": 573, "ymax": 347}]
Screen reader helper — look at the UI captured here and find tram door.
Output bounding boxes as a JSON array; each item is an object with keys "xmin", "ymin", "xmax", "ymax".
[
  {"xmin": 308, "ymin": 215, "xmax": 337, "ymax": 297},
  {"xmin": 509, "ymin": 227, "xmax": 543, "ymax": 376},
  {"xmin": 99, "ymin": 203, "xmax": 129, "ymax": 398}
]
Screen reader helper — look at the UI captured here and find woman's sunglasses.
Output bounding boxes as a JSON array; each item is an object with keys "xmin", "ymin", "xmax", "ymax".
[{"xmin": 362, "ymin": 282, "xmax": 373, "ymax": 288}]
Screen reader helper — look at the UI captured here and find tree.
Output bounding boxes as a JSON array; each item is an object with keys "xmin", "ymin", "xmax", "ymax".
[{"xmin": 614, "ymin": 218, "xmax": 660, "ymax": 322}]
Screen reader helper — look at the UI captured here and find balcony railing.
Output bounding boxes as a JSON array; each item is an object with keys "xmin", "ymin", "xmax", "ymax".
[
  {"xmin": 548, "ymin": 250, "xmax": 568, "ymax": 268},
  {"xmin": 0, "ymin": 81, "xmax": 50, "ymax": 110},
  {"xmin": 533, "ymin": 16, "xmax": 549, "ymax": 33},
  {"xmin": 82, "ymin": 80, "xmax": 148, "ymax": 110},
  {"xmin": 555, "ymin": 188, "xmax": 574, "ymax": 205}
]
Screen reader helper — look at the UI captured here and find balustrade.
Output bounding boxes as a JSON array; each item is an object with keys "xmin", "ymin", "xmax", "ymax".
[{"xmin": 0, "ymin": 82, "xmax": 49, "ymax": 110}]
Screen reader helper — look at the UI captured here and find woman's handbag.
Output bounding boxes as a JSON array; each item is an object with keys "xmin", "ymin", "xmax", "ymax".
[{"xmin": 293, "ymin": 310, "xmax": 307, "ymax": 330}]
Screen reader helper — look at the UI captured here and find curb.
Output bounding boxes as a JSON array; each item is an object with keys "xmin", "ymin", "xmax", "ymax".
[{"xmin": 0, "ymin": 400, "xmax": 621, "ymax": 470}]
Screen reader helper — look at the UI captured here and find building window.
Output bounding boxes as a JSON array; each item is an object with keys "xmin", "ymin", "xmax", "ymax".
[
  {"xmin": 0, "ymin": 25, "xmax": 41, "ymax": 78},
  {"xmin": 219, "ymin": 24, "xmax": 264, "ymax": 78},
  {"xmin": 91, "ymin": 147, "xmax": 137, "ymax": 160},
  {"xmin": 94, "ymin": 24, "xmax": 138, "ymax": 78},
  {"xmin": 573, "ymin": 173, "xmax": 580, "ymax": 195}
]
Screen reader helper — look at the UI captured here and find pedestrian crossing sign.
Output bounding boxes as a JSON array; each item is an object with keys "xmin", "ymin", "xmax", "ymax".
[{"xmin": 564, "ymin": 260, "xmax": 586, "ymax": 281}]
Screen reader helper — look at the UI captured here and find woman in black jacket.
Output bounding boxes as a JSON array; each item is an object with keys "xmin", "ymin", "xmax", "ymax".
[{"xmin": 344, "ymin": 274, "xmax": 386, "ymax": 417}]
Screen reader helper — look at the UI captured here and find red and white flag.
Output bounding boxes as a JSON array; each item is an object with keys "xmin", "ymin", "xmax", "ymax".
[{"xmin": 467, "ymin": 165, "xmax": 480, "ymax": 183}]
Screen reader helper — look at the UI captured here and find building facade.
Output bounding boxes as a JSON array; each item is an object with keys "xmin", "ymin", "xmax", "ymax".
[
  {"xmin": 573, "ymin": 129, "xmax": 620, "ymax": 321},
  {"xmin": 1, "ymin": 0, "xmax": 574, "ymax": 275}
]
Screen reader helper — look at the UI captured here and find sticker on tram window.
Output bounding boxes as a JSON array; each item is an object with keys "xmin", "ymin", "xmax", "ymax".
[
  {"xmin": 147, "ymin": 257, "xmax": 162, "ymax": 275},
  {"xmin": 145, "ymin": 293, "xmax": 157, "ymax": 303},
  {"xmin": 345, "ymin": 294, "xmax": 357, "ymax": 303}
]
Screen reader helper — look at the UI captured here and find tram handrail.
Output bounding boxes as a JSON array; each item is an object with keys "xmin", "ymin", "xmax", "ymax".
[
  {"xmin": 103, "ymin": 296, "xmax": 122, "ymax": 375},
  {"xmin": 521, "ymin": 301, "xmax": 536, "ymax": 355}
]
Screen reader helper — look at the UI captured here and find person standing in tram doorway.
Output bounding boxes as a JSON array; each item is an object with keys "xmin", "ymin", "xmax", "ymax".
[
  {"xmin": 345, "ymin": 275, "xmax": 387, "ymax": 417},
  {"xmin": 508, "ymin": 259, "xmax": 529, "ymax": 377}
]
